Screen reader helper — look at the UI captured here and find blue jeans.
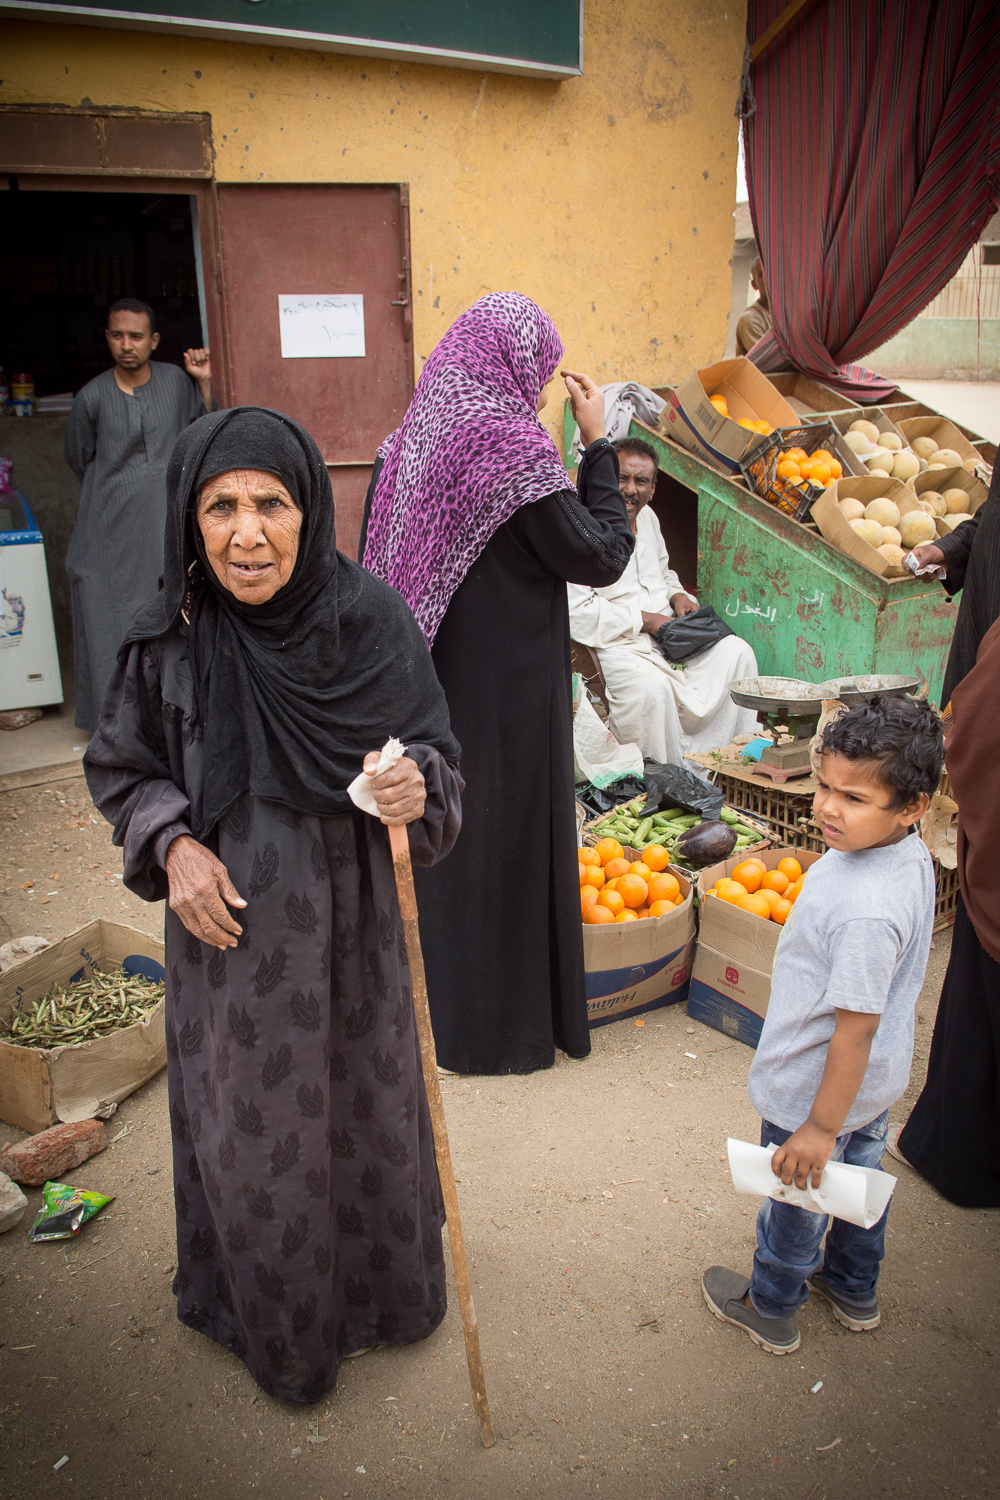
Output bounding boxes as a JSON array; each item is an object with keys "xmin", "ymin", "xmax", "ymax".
[{"xmin": 749, "ymin": 1112, "xmax": 890, "ymax": 1321}]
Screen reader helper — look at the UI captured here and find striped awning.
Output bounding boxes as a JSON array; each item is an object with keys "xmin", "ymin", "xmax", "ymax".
[{"xmin": 743, "ymin": 0, "xmax": 1000, "ymax": 402}]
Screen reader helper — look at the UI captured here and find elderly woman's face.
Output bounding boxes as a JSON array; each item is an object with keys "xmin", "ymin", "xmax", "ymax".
[{"xmin": 196, "ymin": 468, "xmax": 302, "ymax": 604}]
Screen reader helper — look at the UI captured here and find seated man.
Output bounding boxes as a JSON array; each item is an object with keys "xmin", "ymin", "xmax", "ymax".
[
  {"xmin": 568, "ymin": 438, "xmax": 759, "ymax": 766},
  {"xmin": 736, "ymin": 257, "xmax": 773, "ymax": 357}
]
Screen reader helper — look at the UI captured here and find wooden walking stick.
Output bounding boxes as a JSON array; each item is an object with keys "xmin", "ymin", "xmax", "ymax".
[{"xmin": 387, "ymin": 819, "xmax": 496, "ymax": 1449}]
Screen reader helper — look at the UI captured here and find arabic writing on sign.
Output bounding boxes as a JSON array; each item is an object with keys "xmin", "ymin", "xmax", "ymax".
[
  {"xmin": 278, "ymin": 294, "xmax": 366, "ymax": 359},
  {"xmin": 725, "ymin": 600, "xmax": 778, "ymax": 624}
]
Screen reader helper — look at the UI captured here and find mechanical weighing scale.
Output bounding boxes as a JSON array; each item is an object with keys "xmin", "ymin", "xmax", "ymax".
[{"xmin": 728, "ymin": 675, "xmax": 922, "ymax": 784}]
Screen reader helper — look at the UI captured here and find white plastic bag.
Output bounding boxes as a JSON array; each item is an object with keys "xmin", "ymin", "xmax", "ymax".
[{"xmin": 572, "ymin": 679, "xmax": 643, "ymax": 787}]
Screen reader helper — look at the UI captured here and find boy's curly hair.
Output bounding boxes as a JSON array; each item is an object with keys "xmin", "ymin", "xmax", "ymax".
[{"xmin": 819, "ymin": 695, "xmax": 944, "ymax": 810}]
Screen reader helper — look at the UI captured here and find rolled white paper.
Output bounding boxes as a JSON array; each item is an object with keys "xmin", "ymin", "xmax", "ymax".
[
  {"xmin": 347, "ymin": 737, "xmax": 406, "ymax": 817},
  {"xmin": 727, "ymin": 1137, "xmax": 896, "ymax": 1230}
]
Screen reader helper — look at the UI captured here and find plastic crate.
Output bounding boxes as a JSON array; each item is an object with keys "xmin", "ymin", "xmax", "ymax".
[
  {"xmin": 738, "ymin": 421, "xmax": 841, "ymax": 521},
  {"xmin": 711, "ymin": 768, "xmax": 959, "ymax": 932},
  {"xmin": 933, "ymin": 862, "xmax": 960, "ymax": 932}
]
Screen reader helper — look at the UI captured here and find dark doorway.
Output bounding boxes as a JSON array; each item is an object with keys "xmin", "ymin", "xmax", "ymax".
[
  {"xmin": 0, "ymin": 189, "xmax": 204, "ymax": 397},
  {"xmin": 650, "ymin": 469, "xmax": 699, "ymax": 595}
]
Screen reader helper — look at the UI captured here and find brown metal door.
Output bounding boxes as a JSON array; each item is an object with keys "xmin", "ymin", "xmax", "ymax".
[{"xmin": 216, "ymin": 184, "xmax": 413, "ymax": 559}]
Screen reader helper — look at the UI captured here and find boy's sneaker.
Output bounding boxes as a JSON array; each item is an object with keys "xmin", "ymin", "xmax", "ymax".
[
  {"xmin": 701, "ymin": 1267, "xmax": 800, "ymax": 1354},
  {"xmin": 807, "ymin": 1272, "xmax": 880, "ymax": 1331}
]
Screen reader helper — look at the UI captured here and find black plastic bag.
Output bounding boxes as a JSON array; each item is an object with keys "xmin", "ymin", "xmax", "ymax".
[
  {"xmin": 654, "ymin": 606, "xmax": 733, "ymax": 663},
  {"xmin": 575, "ymin": 774, "xmax": 646, "ymax": 818},
  {"xmin": 641, "ymin": 760, "xmax": 724, "ymax": 820}
]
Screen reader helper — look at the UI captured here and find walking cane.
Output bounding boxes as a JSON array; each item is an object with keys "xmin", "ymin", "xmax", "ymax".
[{"xmin": 386, "ymin": 818, "xmax": 496, "ymax": 1449}]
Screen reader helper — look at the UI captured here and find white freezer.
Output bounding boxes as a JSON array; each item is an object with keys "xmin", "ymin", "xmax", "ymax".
[{"xmin": 0, "ymin": 490, "xmax": 63, "ymax": 711}]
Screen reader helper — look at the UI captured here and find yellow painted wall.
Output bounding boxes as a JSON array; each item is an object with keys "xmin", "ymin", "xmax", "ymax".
[{"xmin": 3, "ymin": 3, "xmax": 747, "ymax": 446}]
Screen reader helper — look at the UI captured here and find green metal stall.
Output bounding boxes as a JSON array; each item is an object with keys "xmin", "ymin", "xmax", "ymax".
[{"xmin": 564, "ymin": 406, "xmax": 958, "ymax": 706}]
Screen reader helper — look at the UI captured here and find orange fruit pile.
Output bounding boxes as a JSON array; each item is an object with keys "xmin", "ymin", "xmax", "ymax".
[
  {"xmin": 579, "ymin": 839, "xmax": 687, "ymax": 924},
  {"xmin": 706, "ymin": 856, "xmax": 807, "ymax": 925},
  {"xmin": 709, "ymin": 392, "xmax": 772, "ymax": 435},
  {"xmin": 775, "ymin": 446, "xmax": 843, "ymax": 491}
]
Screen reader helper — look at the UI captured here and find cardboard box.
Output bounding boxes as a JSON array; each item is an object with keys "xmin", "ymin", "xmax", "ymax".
[
  {"xmin": 897, "ymin": 416, "xmax": 979, "ymax": 470},
  {"xmin": 0, "ymin": 920, "xmax": 166, "ymax": 1134},
  {"xmin": 831, "ymin": 407, "xmax": 906, "ymax": 449},
  {"xmin": 813, "ymin": 476, "xmax": 923, "ymax": 579},
  {"xmin": 768, "ymin": 372, "xmax": 860, "ymax": 417},
  {"xmin": 912, "ymin": 466, "xmax": 989, "ymax": 539},
  {"xmin": 662, "ymin": 359, "xmax": 799, "ymax": 475},
  {"xmin": 584, "ymin": 872, "xmax": 695, "ymax": 1027},
  {"xmin": 686, "ymin": 848, "xmax": 824, "ymax": 1047},
  {"xmin": 688, "ymin": 945, "xmax": 772, "ymax": 1048}
]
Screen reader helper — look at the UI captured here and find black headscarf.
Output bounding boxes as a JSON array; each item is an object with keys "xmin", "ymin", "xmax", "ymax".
[{"xmin": 123, "ymin": 406, "xmax": 459, "ymax": 839}]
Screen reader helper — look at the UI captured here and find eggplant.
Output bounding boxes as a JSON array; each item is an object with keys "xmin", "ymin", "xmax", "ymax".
[{"xmin": 675, "ymin": 818, "xmax": 738, "ymax": 866}]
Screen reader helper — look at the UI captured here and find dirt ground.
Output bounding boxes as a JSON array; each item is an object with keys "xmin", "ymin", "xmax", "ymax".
[{"xmin": 1, "ymin": 776, "xmax": 997, "ymax": 1500}]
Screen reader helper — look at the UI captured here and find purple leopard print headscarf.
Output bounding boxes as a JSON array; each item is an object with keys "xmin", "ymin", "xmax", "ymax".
[{"xmin": 362, "ymin": 291, "xmax": 573, "ymax": 644}]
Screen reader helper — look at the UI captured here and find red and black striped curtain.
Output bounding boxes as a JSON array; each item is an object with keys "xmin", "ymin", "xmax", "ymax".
[{"xmin": 744, "ymin": 0, "xmax": 1000, "ymax": 401}]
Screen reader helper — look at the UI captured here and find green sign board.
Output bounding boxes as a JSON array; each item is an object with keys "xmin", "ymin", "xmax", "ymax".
[{"xmin": 2, "ymin": 0, "xmax": 583, "ymax": 77}]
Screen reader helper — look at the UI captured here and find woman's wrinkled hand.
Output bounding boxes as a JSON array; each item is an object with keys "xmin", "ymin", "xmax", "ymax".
[
  {"xmin": 165, "ymin": 833, "xmax": 247, "ymax": 949},
  {"xmin": 561, "ymin": 369, "xmax": 606, "ymax": 448},
  {"xmin": 364, "ymin": 753, "xmax": 426, "ymax": 826}
]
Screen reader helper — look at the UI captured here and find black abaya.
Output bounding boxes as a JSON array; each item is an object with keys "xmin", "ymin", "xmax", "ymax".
[
  {"xmin": 937, "ymin": 468, "xmax": 1000, "ymax": 706},
  {"xmin": 898, "ymin": 895, "xmax": 1000, "ymax": 1207},
  {"xmin": 365, "ymin": 441, "xmax": 632, "ymax": 1074}
]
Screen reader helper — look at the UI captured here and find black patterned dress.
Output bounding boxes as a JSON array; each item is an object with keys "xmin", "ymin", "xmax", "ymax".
[{"xmin": 87, "ymin": 629, "xmax": 463, "ymax": 1404}]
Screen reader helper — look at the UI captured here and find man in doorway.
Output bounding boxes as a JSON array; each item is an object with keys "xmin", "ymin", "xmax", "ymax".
[
  {"xmin": 567, "ymin": 438, "xmax": 759, "ymax": 766},
  {"xmin": 65, "ymin": 298, "xmax": 215, "ymax": 731},
  {"xmin": 736, "ymin": 257, "xmax": 773, "ymax": 357}
]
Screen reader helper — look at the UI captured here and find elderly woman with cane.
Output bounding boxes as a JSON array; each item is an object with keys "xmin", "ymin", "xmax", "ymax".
[{"xmin": 85, "ymin": 406, "xmax": 463, "ymax": 1405}]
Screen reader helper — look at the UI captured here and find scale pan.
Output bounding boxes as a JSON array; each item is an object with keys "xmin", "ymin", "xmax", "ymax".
[
  {"xmin": 728, "ymin": 676, "xmax": 841, "ymax": 717},
  {"xmin": 833, "ymin": 674, "xmax": 922, "ymax": 707}
]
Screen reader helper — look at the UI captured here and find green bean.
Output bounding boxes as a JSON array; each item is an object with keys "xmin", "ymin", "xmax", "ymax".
[{"xmin": 1, "ymin": 966, "xmax": 164, "ymax": 1049}]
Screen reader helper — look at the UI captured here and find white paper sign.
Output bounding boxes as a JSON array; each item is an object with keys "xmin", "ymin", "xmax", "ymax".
[
  {"xmin": 278, "ymin": 294, "xmax": 365, "ymax": 359},
  {"xmin": 727, "ymin": 1138, "xmax": 896, "ymax": 1230}
]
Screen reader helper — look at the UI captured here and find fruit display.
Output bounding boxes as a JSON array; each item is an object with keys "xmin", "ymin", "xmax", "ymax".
[
  {"xmin": 709, "ymin": 392, "xmax": 773, "ymax": 436},
  {"xmin": 896, "ymin": 509, "xmax": 937, "ymax": 548},
  {"xmin": 584, "ymin": 798, "xmax": 767, "ymax": 868},
  {"xmin": 773, "ymin": 445, "xmax": 842, "ymax": 489},
  {"xmin": 837, "ymin": 493, "xmax": 935, "ymax": 556},
  {"xmin": 705, "ymin": 856, "xmax": 808, "ymax": 925},
  {"xmin": 845, "ymin": 419, "xmax": 981, "ymax": 486},
  {"xmin": 579, "ymin": 838, "xmax": 688, "ymax": 924},
  {"xmin": 910, "ymin": 436, "xmax": 975, "ymax": 472},
  {"xmin": 842, "ymin": 419, "xmax": 925, "ymax": 484}
]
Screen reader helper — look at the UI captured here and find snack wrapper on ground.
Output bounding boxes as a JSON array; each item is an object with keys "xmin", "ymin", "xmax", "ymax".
[{"xmin": 28, "ymin": 1180, "xmax": 113, "ymax": 1242}]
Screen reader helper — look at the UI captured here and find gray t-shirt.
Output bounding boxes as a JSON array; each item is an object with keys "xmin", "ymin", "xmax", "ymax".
[{"xmin": 747, "ymin": 834, "xmax": 935, "ymax": 1133}]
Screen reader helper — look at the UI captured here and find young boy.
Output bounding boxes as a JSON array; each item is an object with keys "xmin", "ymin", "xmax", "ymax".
[{"xmin": 702, "ymin": 695, "xmax": 944, "ymax": 1354}]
